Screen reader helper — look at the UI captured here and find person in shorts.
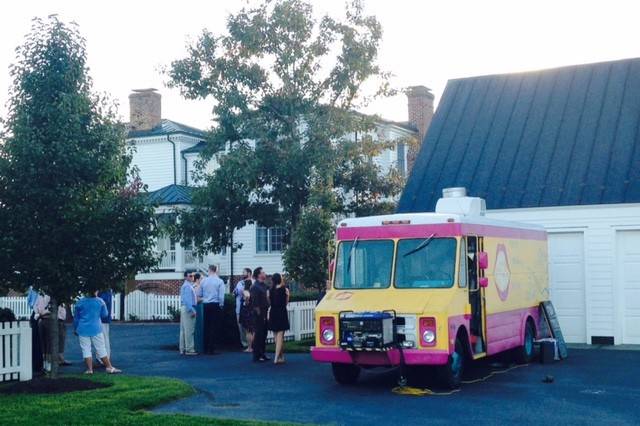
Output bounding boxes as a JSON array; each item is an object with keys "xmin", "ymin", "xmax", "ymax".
[{"xmin": 73, "ymin": 292, "xmax": 121, "ymax": 374}]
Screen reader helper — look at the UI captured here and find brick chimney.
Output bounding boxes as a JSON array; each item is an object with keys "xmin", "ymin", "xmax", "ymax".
[
  {"xmin": 406, "ymin": 85, "xmax": 434, "ymax": 172},
  {"xmin": 129, "ymin": 88, "xmax": 161, "ymax": 131}
]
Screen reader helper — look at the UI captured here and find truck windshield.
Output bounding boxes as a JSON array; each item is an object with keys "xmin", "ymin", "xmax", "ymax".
[
  {"xmin": 334, "ymin": 240, "xmax": 394, "ymax": 289},
  {"xmin": 395, "ymin": 238, "xmax": 456, "ymax": 288}
]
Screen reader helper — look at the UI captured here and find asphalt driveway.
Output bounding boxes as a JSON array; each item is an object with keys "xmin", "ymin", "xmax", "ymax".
[{"xmin": 63, "ymin": 323, "xmax": 640, "ymax": 425}]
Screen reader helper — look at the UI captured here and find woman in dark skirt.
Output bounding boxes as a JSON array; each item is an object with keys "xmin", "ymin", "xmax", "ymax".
[{"xmin": 267, "ymin": 273, "xmax": 289, "ymax": 364}]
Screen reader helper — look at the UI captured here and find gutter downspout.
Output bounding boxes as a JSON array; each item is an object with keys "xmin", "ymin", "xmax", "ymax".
[
  {"xmin": 230, "ymin": 233, "xmax": 234, "ymax": 288},
  {"xmin": 166, "ymin": 134, "xmax": 177, "ymax": 185},
  {"xmin": 181, "ymin": 151, "xmax": 188, "ymax": 185}
]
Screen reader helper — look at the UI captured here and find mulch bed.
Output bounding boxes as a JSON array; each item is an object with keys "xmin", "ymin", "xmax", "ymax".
[{"xmin": 0, "ymin": 377, "xmax": 111, "ymax": 395}]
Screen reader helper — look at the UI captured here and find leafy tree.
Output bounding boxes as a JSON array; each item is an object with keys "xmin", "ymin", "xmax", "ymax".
[
  {"xmin": 167, "ymin": 0, "xmax": 404, "ymax": 268},
  {"xmin": 283, "ymin": 206, "xmax": 334, "ymax": 292},
  {"xmin": 0, "ymin": 17, "xmax": 158, "ymax": 377}
]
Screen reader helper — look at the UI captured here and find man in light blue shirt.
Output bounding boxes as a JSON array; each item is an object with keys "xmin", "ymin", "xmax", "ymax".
[
  {"xmin": 198, "ymin": 265, "xmax": 225, "ymax": 354},
  {"xmin": 179, "ymin": 271, "xmax": 197, "ymax": 355}
]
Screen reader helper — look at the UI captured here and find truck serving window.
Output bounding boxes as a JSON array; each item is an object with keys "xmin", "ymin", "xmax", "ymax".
[
  {"xmin": 334, "ymin": 240, "xmax": 394, "ymax": 289},
  {"xmin": 395, "ymin": 238, "xmax": 456, "ymax": 288}
]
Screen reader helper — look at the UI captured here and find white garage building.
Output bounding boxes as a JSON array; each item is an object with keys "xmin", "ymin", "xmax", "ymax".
[
  {"xmin": 397, "ymin": 58, "xmax": 640, "ymax": 344},
  {"xmin": 489, "ymin": 205, "xmax": 640, "ymax": 344}
]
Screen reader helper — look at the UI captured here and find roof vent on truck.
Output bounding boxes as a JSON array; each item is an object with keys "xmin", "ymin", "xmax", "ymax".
[
  {"xmin": 442, "ymin": 187, "xmax": 467, "ymax": 198},
  {"xmin": 435, "ymin": 187, "xmax": 486, "ymax": 216}
]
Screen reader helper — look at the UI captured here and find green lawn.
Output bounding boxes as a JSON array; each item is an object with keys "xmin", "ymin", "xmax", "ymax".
[
  {"xmin": 267, "ymin": 338, "xmax": 314, "ymax": 354},
  {"xmin": 0, "ymin": 375, "xmax": 288, "ymax": 426}
]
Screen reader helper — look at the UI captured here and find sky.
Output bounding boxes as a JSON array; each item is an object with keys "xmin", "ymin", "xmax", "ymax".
[{"xmin": 1, "ymin": 0, "xmax": 640, "ymax": 130}]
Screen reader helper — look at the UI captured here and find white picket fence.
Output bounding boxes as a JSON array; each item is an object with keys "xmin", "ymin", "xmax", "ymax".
[
  {"xmin": 121, "ymin": 290, "xmax": 316, "ymax": 341},
  {"xmin": 0, "ymin": 292, "xmax": 316, "ymax": 341},
  {"xmin": 0, "ymin": 297, "xmax": 30, "ymax": 319},
  {"xmin": 0, "ymin": 296, "xmax": 121, "ymax": 321},
  {"xmin": 0, "ymin": 321, "xmax": 32, "ymax": 382},
  {"xmin": 122, "ymin": 290, "xmax": 180, "ymax": 321},
  {"xmin": 269, "ymin": 300, "xmax": 316, "ymax": 342}
]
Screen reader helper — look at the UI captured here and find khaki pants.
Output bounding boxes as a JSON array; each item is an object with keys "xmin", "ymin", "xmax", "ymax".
[
  {"xmin": 102, "ymin": 323, "xmax": 111, "ymax": 358},
  {"xmin": 179, "ymin": 306, "xmax": 196, "ymax": 354}
]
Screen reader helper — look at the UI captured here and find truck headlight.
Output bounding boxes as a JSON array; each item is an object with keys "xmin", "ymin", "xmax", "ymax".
[
  {"xmin": 419, "ymin": 317, "xmax": 437, "ymax": 346},
  {"xmin": 422, "ymin": 330, "xmax": 436, "ymax": 344}
]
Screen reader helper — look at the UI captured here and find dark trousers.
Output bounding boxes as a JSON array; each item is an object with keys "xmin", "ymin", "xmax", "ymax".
[
  {"xmin": 30, "ymin": 314, "xmax": 43, "ymax": 372},
  {"xmin": 252, "ymin": 314, "xmax": 267, "ymax": 360},
  {"xmin": 38, "ymin": 318, "xmax": 51, "ymax": 356},
  {"xmin": 203, "ymin": 303, "xmax": 222, "ymax": 354}
]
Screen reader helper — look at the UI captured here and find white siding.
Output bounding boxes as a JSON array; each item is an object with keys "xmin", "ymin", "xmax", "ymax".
[
  {"xmin": 130, "ymin": 139, "xmax": 175, "ymax": 191},
  {"xmin": 183, "ymin": 152, "xmax": 219, "ymax": 186},
  {"xmin": 177, "ymin": 136, "xmax": 203, "ymax": 185},
  {"xmin": 616, "ymin": 230, "xmax": 640, "ymax": 344},
  {"xmin": 183, "ymin": 153, "xmax": 198, "ymax": 186},
  {"xmin": 371, "ymin": 124, "xmax": 414, "ymax": 175},
  {"xmin": 129, "ymin": 134, "xmax": 203, "ymax": 191},
  {"xmin": 487, "ymin": 203, "xmax": 640, "ymax": 344},
  {"xmin": 230, "ymin": 223, "xmax": 285, "ymax": 276}
]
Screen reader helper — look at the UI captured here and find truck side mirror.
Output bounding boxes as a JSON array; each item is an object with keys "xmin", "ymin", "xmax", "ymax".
[
  {"xmin": 478, "ymin": 251, "xmax": 489, "ymax": 270},
  {"xmin": 479, "ymin": 277, "xmax": 489, "ymax": 288}
]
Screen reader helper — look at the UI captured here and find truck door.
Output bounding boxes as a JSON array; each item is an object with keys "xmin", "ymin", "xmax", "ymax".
[{"xmin": 467, "ymin": 236, "xmax": 486, "ymax": 353}]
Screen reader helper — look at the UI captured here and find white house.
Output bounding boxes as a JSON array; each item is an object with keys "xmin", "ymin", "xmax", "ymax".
[
  {"xmin": 398, "ymin": 58, "xmax": 640, "ymax": 345},
  {"xmin": 128, "ymin": 87, "xmax": 434, "ymax": 291}
]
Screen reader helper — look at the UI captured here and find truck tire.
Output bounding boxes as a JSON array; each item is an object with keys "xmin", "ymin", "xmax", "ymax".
[
  {"xmin": 438, "ymin": 336, "xmax": 465, "ymax": 389},
  {"xmin": 514, "ymin": 319, "xmax": 535, "ymax": 364},
  {"xmin": 332, "ymin": 363, "xmax": 360, "ymax": 385}
]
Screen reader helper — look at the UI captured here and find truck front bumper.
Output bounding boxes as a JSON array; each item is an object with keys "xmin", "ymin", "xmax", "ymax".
[{"xmin": 311, "ymin": 347, "xmax": 449, "ymax": 366}]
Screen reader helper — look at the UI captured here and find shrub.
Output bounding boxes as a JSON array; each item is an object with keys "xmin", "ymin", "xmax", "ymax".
[
  {"xmin": 220, "ymin": 294, "xmax": 241, "ymax": 346},
  {"xmin": 0, "ymin": 308, "xmax": 16, "ymax": 322},
  {"xmin": 289, "ymin": 290, "xmax": 321, "ymax": 302},
  {"xmin": 167, "ymin": 305, "xmax": 180, "ymax": 322}
]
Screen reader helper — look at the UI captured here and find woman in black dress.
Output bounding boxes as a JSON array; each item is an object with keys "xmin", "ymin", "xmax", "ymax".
[{"xmin": 268, "ymin": 273, "xmax": 290, "ymax": 364}]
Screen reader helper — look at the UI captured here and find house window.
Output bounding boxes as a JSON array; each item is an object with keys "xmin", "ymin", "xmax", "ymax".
[
  {"xmin": 397, "ymin": 142, "xmax": 406, "ymax": 176},
  {"xmin": 270, "ymin": 227, "xmax": 285, "ymax": 252},
  {"xmin": 256, "ymin": 226, "xmax": 285, "ymax": 253}
]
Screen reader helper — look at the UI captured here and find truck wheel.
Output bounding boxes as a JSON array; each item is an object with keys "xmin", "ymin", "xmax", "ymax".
[
  {"xmin": 438, "ymin": 336, "xmax": 465, "ymax": 389},
  {"xmin": 514, "ymin": 319, "xmax": 535, "ymax": 364},
  {"xmin": 332, "ymin": 363, "xmax": 360, "ymax": 385}
]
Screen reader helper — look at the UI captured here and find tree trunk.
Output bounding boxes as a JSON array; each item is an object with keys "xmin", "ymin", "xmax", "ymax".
[{"xmin": 49, "ymin": 298, "xmax": 60, "ymax": 378}]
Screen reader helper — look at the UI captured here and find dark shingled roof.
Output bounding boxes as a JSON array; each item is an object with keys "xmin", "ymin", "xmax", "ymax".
[
  {"xmin": 377, "ymin": 118, "xmax": 418, "ymax": 133},
  {"xmin": 181, "ymin": 141, "xmax": 207, "ymax": 154},
  {"xmin": 147, "ymin": 184, "xmax": 193, "ymax": 205},
  {"xmin": 128, "ymin": 119, "xmax": 205, "ymax": 139},
  {"xmin": 398, "ymin": 58, "xmax": 640, "ymax": 213}
]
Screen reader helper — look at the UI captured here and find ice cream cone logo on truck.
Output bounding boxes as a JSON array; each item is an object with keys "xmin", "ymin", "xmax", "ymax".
[{"xmin": 494, "ymin": 244, "xmax": 511, "ymax": 301}]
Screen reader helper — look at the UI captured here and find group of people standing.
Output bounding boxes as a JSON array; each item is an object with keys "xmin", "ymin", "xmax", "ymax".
[
  {"xmin": 178, "ymin": 265, "xmax": 226, "ymax": 355},
  {"xmin": 180, "ymin": 265, "xmax": 290, "ymax": 364},
  {"xmin": 27, "ymin": 287, "xmax": 120, "ymax": 375}
]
